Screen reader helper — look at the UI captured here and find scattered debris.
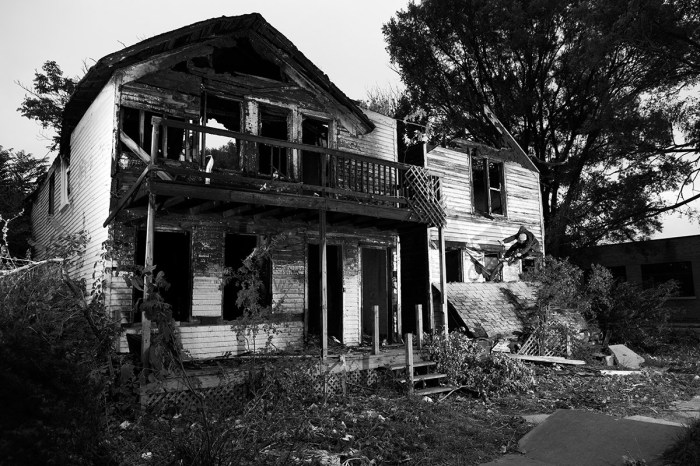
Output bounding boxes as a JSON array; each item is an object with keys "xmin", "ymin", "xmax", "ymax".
[
  {"xmin": 600, "ymin": 370, "xmax": 643, "ymax": 376},
  {"xmin": 507, "ymin": 354, "xmax": 586, "ymax": 365}
]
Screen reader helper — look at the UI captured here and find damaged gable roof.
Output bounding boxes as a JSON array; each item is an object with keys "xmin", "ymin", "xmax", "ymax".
[{"xmin": 60, "ymin": 13, "xmax": 374, "ymax": 154}]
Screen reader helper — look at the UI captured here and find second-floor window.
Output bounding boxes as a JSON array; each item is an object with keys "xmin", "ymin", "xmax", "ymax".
[{"xmin": 472, "ymin": 157, "xmax": 504, "ymax": 216}]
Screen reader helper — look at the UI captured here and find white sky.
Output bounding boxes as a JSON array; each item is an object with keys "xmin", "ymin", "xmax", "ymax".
[{"xmin": 0, "ymin": 0, "xmax": 697, "ymax": 238}]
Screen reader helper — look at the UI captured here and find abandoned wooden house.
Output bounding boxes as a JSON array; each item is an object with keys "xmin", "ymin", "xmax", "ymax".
[{"xmin": 28, "ymin": 14, "xmax": 544, "ymax": 364}]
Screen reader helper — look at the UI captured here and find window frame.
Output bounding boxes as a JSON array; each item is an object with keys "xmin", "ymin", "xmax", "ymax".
[
  {"xmin": 59, "ymin": 158, "xmax": 71, "ymax": 208},
  {"xmin": 470, "ymin": 155, "xmax": 506, "ymax": 217}
]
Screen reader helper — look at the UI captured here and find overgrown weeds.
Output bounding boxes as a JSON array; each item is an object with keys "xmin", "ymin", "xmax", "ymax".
[
  {"xmin": 425, "ymin": 332, "xmax": 536, "ymax": 399},
  {"xmin": 664, "ymin": 418, "xmax": 700, "ymax": 465}
]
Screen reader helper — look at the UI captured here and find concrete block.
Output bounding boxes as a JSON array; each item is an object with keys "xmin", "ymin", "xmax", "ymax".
[{"xmin": 608, "ymin": 344, "xmax": 645, "ymax": 369}]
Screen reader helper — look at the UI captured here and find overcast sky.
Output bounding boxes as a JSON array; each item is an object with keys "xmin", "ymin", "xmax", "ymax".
[{"xmin": 0, "ymin": 0, "xmax": 696, "ymax": 238}]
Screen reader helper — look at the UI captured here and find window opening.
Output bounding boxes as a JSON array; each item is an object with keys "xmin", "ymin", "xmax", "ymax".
[
  {"xmin": 301, "ymin": 117, "xmax": 329, "ymax": 186},
  {"xmin": 119, "ymin": 106, "xmax": 187, "ymax": 163},
  {"xmin": 484, "ymin": 253, "xmax": 502, "ymax": 280},
  {"xmin": 223, "ymin": 234, "xmax": 272, "ymax": 320},
  {"xmin": 48, "ymin": 173, "xmax": 55, "ymax": 215},
  {"xmin": 203, "ymin": 94, "xmax": 242, "ymax": 171},
  {"xmin": 446, "ymin": 249, "xmax": 463, "ymax": 282},
  {"xmin": 259, "ymin": 105, "xmax": 290, "ymax": 178},
  {"xmin": 641, "ymin": 261, "xmax": 695, "ymax": 297},
  {"xmin": 472, "ymin": 157, "xmax": 504, "ymax": 216},
  {"xmin": 60, "ymin": 158, "xmax": 71, "ymax": 206}
]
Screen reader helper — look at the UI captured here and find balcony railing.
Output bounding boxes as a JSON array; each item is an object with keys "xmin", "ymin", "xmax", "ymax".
[{"xmin": 116, "ymin": 117, "xmax": 446, "ymax": 227}]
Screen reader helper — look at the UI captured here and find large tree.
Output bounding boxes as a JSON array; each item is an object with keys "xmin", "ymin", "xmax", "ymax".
[
  {"xmin": 17, "ymin": 60, "xmax": 77, "ymax": 153},
  {"xmin": 384, "ymin": 0, "xmax": 700, "ymax": 255},
  {"xmin": 0, "ymin": 146, "xmax": 47, "ymax": 257}
]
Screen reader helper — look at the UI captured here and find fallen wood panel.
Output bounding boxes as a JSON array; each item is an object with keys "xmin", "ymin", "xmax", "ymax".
[{"xmin": 507, "ymin": 354, "xmax": 586, "ymax": 365}]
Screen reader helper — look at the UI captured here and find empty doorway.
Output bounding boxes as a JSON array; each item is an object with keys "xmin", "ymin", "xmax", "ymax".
[
  {"xmin": 361, "ymin": 248, "xmax": 390, "ymax": 341},
  {"xmin": 308, "ymin": 244, "xmax": 343, "ymax": 340}
]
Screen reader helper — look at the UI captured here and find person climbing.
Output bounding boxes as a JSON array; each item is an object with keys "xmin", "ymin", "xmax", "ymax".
[{"xmin": 499, "ymin": 226, "xmax": 542, "ymax": 265}]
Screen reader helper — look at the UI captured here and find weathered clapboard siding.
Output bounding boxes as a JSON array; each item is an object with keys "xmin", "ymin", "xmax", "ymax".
[
  {"xmin": 337, "ymin": 109, "xmax": 397, "ymax": 163},
  {"xmin": 118, "ymin": 321, "xmax": 304, "ymax": 358},
  {"xmin": 181, "ymin": 321, "xmax": 304, "ymax": 358},
  {"xmin": 271, "ymin": 233, "xmax": 305, "ymax": 315},
  {"xmin": 31, "ymin": 77, "xmax": 118, "ymax": 288}
]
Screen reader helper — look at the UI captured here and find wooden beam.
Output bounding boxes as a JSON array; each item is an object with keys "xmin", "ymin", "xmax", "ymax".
[
  {"xmin": 320, "ymin": 208, "xmax": 328, "ymax": 360},
  {"xmin": 160, "ymin": 196, "xmax": 187, "ymax": 210},
  {"xmin": 103, "ymin": 166, "xmax": 150, "ymax": 227},
  {"xmin": 415, "ymin": 304, "xmax": 423, "ymax": 349},
  {"xmin": 222, "ymin": 205, "xmax": 257, "ymax": 218},
  {"xmin": 119, "ymin": 131, "xmax": 172, "ymax": 181},
  {"xmin": 438, "ymin": 227, "xmax": 448, "ymax": 337},
  {"xmin": 405, "ymin": 333, "xmax": 414, "ymax": 395},
  {"xmin": 373, "ymin": 305, "xmax": 380, "ymax": 355},
  {"xmin": 188, "ymin": 200, "xmax": 220, "ymax": 215}
]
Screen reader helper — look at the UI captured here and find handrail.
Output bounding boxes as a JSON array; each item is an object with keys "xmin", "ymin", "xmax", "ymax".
[{"xmin": 155, "ymin": 117, "xmax": 419, "ymax": 172}]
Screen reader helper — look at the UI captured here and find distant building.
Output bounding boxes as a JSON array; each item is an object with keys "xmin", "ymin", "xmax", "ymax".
[{"xmin": 572, "ymin": 235, "xmax": 700, "ymax": 326}]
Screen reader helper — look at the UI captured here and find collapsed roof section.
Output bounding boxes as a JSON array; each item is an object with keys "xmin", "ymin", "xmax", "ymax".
[{"xmin": 60, "ymin": 13, "xmax": 374, "ymax": 155}]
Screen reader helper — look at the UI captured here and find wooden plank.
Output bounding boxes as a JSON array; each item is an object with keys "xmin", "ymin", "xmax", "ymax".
[
  {"xmin": 103, "ymin": 166, "xmax": 150, "ymax": 227},
  {"xmin": 373, "ymin": 305, "xmax": 380, "ymax": 355},
  {"xmin": 405, "ymin": 333, "xmax": 414, "ymax": 394},
  {"xmin": 438, "ymin": 227, "xmax": 448, "ymax": 336},
  {"xmin": 119, "ymin": 131, "xmax": 173, "ymax": 181},
  {"xmin": 415, "ymin": 304, "xmax": 423, "ymax": 349},
  {"xmin": 507, "ymin": 354, "xmax": 586, "ymax": 365},
  {"xmin": 142, "ymin": 192, "xmax": 156, "ymax": 371}
]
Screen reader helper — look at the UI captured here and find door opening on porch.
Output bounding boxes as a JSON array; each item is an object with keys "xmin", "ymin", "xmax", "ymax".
[
  {"xmin": 308, "ymin": 244, "xmax": 343, "ymax": 340},
  {"xmin": 134, "ymin": 230, "xmax": 192, "ymax": 322},
  {"xmin": 362, "ymin": 248, "xmax": 391, "ymax": 342},
  {"xmin": 223, "ymin": 234, "xmax": 272, "ymax": 321}
]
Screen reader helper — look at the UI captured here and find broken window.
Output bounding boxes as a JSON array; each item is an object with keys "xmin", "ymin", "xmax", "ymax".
[
  {"xmin": 60, "ymin": 157, "xmax": 71, "ymax": 207},
  {"xmin": 119, "ymin": 106, "xmax": 189, "ymax": 162},
  {"xmin": 483, "ymin": 253, "xmax": 502, "ymax": 280},
  {"xmin": 258, "ymin": 105, "xmax": 290, "ymax": 178},
  {"xmin": 641, "ymin": 261, "xmax": 695, "ymax": 297},
  {"xmin": 202, "ymin": 94, "xmax": 242, "ymax": 171},
  {"xmin": 472, "ymin": 157, "xmax": 504, "ymax": 216},
  {"xmin": 48, "ymin": 173, "xmax": 55, "ymax": 215},
  {"xmin": 446, "ymin": 249, "xmax": 463, "ymax": 282},
  {"xmin": 223, "ymin": 234, "xmax": 272, "ymax": 320},
  {"xmin": 301, "ymin": 117, "xmax": 329, "ymax": 186}
]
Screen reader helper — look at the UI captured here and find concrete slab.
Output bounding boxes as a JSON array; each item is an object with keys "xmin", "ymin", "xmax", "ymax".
[
  {"xmin": 608, "ymin": 344, "xmax": 644, "ymax": 369},
  {"xmin": 518, "ymin": 409, "xmax": 685, "ymax": 466}
]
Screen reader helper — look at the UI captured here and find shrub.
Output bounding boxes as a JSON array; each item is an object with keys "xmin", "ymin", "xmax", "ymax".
[
  {"xmin": 425, "ymin": 332, "xmax": 536, "ymax": 399},
  {"xmin": 663, "ymin": 418, "xmax": 700, "ymax": 465},
  {"xmin": 0, "ymin": 261, "xmax": 121, "ymax": 465}
]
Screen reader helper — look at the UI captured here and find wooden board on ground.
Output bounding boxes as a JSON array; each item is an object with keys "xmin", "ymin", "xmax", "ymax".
[{"xmin": 507, "ymin": 354, "xmax": 586, "ymax": 365}]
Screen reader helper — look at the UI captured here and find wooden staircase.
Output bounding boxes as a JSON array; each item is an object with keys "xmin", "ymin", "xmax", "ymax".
[{"xmin": 388, "ymin": 334, "xmax": 458, "ymax": 397}]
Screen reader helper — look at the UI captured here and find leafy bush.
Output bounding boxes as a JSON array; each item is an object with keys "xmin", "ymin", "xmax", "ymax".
[
  {"xmin": 585, "ymin": 264, "xmax": 676, "ymax": 350},
  {"xmin": 0, "ymin": 261, "xmax": 121, "ymax": 465},
  {"xmin": 425, "ymin": 332, "xmax": 536, "ymax": 399},
  {"xmin": 663, "ymin": 418, "xmax": 700, "ymax": 465}
]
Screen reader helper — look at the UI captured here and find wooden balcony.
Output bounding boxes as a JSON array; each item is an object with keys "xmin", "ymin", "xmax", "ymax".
[{"xmin": 106, "ymin": 118, "xmax": 446, "ymax": 229}]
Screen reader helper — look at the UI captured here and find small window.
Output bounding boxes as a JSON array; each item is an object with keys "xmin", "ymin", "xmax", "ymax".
[
  {"xmin": 641, "ymin": 261, "xmax": 695, "ymax": 297},
  {"xmin": 472, "ymin": 157, "xmax": 504, "ymax": 216},
  {"xmin": 60, "ymin": 158, "xmax": 71, "ymax": 207},
  {"xmin": 48, "ymin": 173, "xmax": 55, "ymax": 215}
]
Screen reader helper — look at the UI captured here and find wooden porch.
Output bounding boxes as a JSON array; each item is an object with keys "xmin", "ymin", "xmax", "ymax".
[{"xmin": 106, "ymin": 117, "xmax": 449, "ymax": 367}]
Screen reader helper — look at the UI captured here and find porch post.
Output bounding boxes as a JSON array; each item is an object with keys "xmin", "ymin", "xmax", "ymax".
[
  {"xmin": 438, "ymin": 226, "xmax": 448, "ymax": 337},
  {"xmin": 142, "ymin": 119, "xmax": 160, "ymax": 370},
  {"xmin": 320, "ymin": 208, "xmax": 328, "ymax": 360}
]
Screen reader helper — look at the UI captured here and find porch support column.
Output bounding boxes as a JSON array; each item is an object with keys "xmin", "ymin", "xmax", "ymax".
[
  {"xmin": 320, "ymin": 150, "xmax": 329, "ymax": 359},
  {"xmin": 320, "ymin": 208, "xmax": 328, "ymax": 360},
  {"xmin": 438, "ymin": 226, "xmax": 448, "ymax": 337},
  {"xmin": 142, "ymin": 119, "xmax": 160, "ymax": 370}
]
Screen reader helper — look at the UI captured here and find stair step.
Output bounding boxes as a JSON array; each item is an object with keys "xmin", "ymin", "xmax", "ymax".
[
  {"xmin": 388, "ymin": 361, "xmax": 436, "ymax": 371},
  {"xmin": 414, "ymin": 385, "xmax": 459, "ymax": 396},
  {"xmin": 412, "ymin": 373, "xmax": 447, "ymax": 383}
]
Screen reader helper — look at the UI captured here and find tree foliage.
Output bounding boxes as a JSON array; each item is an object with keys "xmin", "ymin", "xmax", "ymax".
[
  {"xmin": 17, "ymin": 60, "xmax": 77, "ymax": 153},
  {"xmin": 384, "ymin": 0, "xmax": 700, "ymax": 254},
  {"xmin": 0, "ymin": 146, "xmax": 47, "ymax": 257}
]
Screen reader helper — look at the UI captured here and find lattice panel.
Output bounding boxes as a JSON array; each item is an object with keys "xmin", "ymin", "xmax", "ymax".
[
  {"xmin": 518, "ymin": 332, "xmax": 566, "ymax": 357},
  {"xmin": 404, "ymin": 166, "xmax": 446, "ymax": 227},
  {"xmin": 142, "ymin": 382, "xmax": 248, "ymax": 410}
]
